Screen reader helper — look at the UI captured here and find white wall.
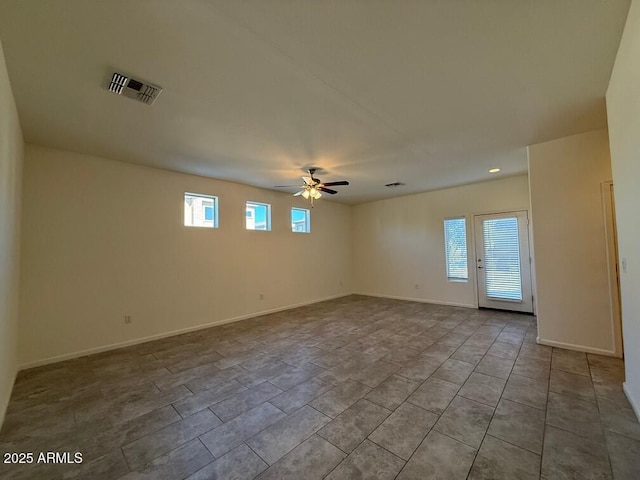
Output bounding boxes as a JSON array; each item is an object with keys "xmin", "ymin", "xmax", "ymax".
[
  {"xmin": 0, "ymin": 40, "xmax": 24, "ymax": 425},
  {"xmin": 353, "ymin": 175, "xmax": 531, "ymax": 308},
  {"xmin": 607, "ymin": 0, "xmax": 640, "ymax": 417},
  {"xmin": 528, "ymin": 129, "xmax": 617, "ymax": 356},
  {"xmin": 19, "ymin": 146, "xmax": 353, "ymax": 367}
]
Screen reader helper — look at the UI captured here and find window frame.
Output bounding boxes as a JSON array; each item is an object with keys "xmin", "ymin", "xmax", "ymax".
[
  {"xmin": 444, "ymin": 216, "xmax": 469, "ymax": 282},
  {"xmin": 291, "ymin": 207, "xmax": 311, "ymax": 233},
  {"xmin": 245, "ymin": 201, "xmax": 271, "ymax": 231},
  {"xmin": 184, "ymin": 192, "xmax": 219, "ymax": 228}
]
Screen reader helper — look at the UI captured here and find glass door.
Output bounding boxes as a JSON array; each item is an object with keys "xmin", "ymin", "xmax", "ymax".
[{"xmin": 474, "ymin": 211, "xmax": 533, "ymax": 313}]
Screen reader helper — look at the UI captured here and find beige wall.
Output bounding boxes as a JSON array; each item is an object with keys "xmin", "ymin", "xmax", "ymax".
[
  {"xmin": 607, "ymin": 0, "xmax": 640, "ymax": 416},
  {"xmin": 353, "ymin": 175, "xmax": 531, "ymax": 307},
  {"xmin": 0, "ymin": 40, "xmax": 24, "ymax": 425},
  {"xmin": 528, "ymin": 129, "xmax": 617, "ymax": 355},
  {"xmin": 19, "ymin": 146, "xmax": 353, "ymax": 367}
]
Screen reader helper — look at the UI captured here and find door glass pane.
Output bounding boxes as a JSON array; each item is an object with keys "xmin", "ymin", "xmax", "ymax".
[{"xmin": 482, "ymin": 217, "xmax": 522, "ymax": 301}]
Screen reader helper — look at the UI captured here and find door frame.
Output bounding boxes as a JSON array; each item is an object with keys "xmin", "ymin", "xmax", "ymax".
[
  {"xmin": 601, "ymin": 181, "xmax": 623, "ymax": 357},
  {"xmin": 472, "ymin": 209, "xmax": 535, "ymax": 314}
]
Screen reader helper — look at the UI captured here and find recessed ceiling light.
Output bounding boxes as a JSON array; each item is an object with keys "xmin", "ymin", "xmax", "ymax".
[{"xmin": 489, "ymin": 168, "xmax": 501, "ymax": 173}]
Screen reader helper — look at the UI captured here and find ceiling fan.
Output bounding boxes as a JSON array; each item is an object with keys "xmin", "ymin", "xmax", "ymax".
[{"xmin": 275, "ymin": 168, "xmax": 349, "ymax": 206}]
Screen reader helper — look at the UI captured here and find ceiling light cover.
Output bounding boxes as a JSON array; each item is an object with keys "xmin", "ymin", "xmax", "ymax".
[{"xmin": 489, "ymin": 168, "xmax": 501, "ymax": 173}]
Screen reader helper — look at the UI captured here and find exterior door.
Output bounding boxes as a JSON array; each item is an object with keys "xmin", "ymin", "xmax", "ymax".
[{"xmin": 474, "ymin": 211, "xmax": 533, "ymax": 313}]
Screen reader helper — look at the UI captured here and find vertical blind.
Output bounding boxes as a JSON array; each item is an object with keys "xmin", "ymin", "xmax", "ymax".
[
  {"xmin": 444, "ymin": 217, "xmax": 468, "ymax": 280},
  {"xmin": 482, "ymin": 217, "xmax": 523, "ymax": 301}
]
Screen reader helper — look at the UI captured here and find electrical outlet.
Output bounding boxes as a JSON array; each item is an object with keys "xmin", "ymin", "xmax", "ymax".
[
  {"xmin": 621, "ymin": 257, "xmax": 627, "ymax": 274},
  {"xmin": 414, "ymin": 283, "xmax": 420, "ymax": 290},
  {"xmin": 259, "ymin": 293, "xmax": 264, "ymax": 300},
  {"xmin": 124, "ymin": 315, "xmax": 132, "ymax": 324}
]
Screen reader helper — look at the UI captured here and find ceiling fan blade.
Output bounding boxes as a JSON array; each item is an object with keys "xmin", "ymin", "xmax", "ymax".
[
  {"xmin": 321, "ymin": 181, "xmax": 349, "ymax": 187},
  {"xmin": 274, "ymin": 185, "xmax": 301, "ymax": 188},
  {"xmin": 319, "ymin": 187, "xmax": 338, "ymax": 194},
  {"xmin": 293, "ymin": 190, "xmax": 304, "ymax": 196}
]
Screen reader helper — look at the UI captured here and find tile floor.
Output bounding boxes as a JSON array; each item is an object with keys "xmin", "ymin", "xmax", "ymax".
[{"xmin": 1, "ymin": 295, "xmax": 639, "ymax": 479}]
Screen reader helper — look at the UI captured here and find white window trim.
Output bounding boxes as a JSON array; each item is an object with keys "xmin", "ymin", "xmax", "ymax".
[
  {"xmin": 245, "ymin": 201, "xmax": 271, "ymax": 231},
  {"xmin": 184, "ymin": 192, "xmax": 219, "ymax": 228},
  {"xmin": 291, "ymin": 207, "xmax": 310, "ymax": 233}
]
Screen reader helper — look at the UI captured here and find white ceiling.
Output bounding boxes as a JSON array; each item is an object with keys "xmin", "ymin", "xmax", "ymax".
[{"xmin": 0, "ymin": 0, "xmax": 630, "ymax": 203}]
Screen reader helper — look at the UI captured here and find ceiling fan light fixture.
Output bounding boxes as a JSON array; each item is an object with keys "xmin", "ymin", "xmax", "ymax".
[
  {"xmin": 301, "ymin": 186, "xmax": 322, "ymax": 202},
  {"xmin": 275, "ymin": 168, "xmax": 348, "ymax": 205}
]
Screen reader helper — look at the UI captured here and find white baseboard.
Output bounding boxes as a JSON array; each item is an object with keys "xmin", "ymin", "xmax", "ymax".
[
  {"xmin": 354, "ymin": 292, "xmax": 475, "ymax": 309},
  {"xmin": 19, "ymin": 293, "xmax": 351, "ymax": 370},
  {"xmin": 623, "ymin": 382, "xmax": 640, "ymax": 422},
  {"xmin": 536, "ymin": 337, "xmax": 617, "ymax": 357}
]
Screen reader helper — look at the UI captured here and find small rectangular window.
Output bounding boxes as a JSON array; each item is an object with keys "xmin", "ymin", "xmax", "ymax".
[
  {"xmin": 184, "ymin": 193, "xmax": 218, "ymax": 228},
  {"xmin": 246, "ymin": 201, "xmax": 271, "ymax": 231},
  {"xmin": 444, "ymin": 217, "xmax": 468, "ymax": 281},
  {"xmin": 291, "ymin": 207, "xmax": 310, "ymax": 233}
]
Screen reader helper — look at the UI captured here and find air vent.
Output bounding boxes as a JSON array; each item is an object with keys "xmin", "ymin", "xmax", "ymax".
[
  {"xmin": 385, "ymin": 182, "xmax": 406, "ymax": 187},
  {"xmin": 107, "ymin": 71, "xmax": 162, "ymax": 105}
]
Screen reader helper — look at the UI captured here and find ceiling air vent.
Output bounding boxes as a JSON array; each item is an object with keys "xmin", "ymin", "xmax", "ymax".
[
  {"xmin": 107, "ymin": 72, "xmax": 162, "ymax": 105},
  {"xmin": 385, "ymin": 182, "xmax": 406, "ymax": 188}
]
